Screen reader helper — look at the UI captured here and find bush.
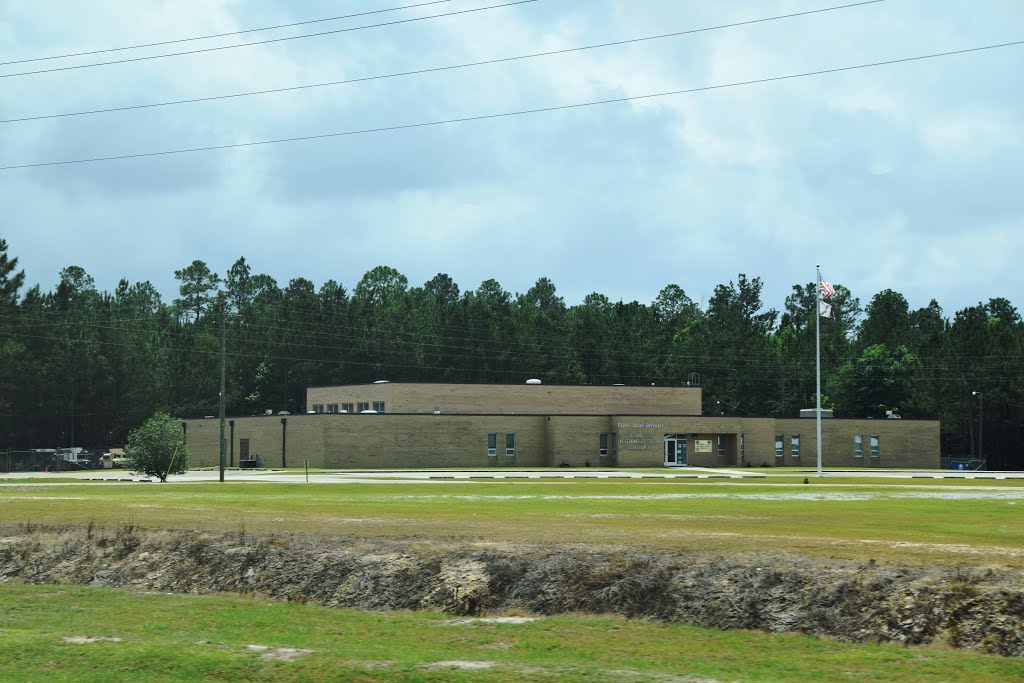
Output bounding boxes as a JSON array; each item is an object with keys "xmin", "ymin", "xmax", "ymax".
[{"xmin": 125, "ymin": 412, "xmax": 190, "ymax": 482}]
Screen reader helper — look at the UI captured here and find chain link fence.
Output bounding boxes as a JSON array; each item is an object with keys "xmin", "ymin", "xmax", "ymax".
[{"xmin": 0, "ymin": 449, "xmax": 110, "ymax": 473}]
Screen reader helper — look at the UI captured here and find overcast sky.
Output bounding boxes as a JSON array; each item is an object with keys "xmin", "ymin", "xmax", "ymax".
[{"xmin": 2, "ymin": 0, "xmax": 1022, "ymax": 317}]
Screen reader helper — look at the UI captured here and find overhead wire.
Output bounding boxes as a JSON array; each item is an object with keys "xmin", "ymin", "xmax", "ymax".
[
  {"xmin": 8, "ymin": 301, "xmax": 1019, "ymax": 368},
  {"xmin": 0, "ymin": 305, "xmax": 1019, "ymax": 382},
  {"xmin": 5, "ymin": 286, "xmax": 1020, "ymax": 363},
  {"xmin": 3, "ymin": 323, "xmax": 1020, "ymax": 387},
  {"xmin": 0, "ymin": 0, "xmax": 453, "ymax": 67},
  {"xmin": 2, "ymin": 40, "xmax": 1021, "ymax": 171},
  {"xmin": 1, "ymin": 289, "xmax": 1020, "ymax": 365},
  {"xmin": 1, "ymin": 0, "xmax": 885, "ymax": 125},
  {"xmin": 0, "ymin": 0, "xmax": 539, "ymax": 79}
]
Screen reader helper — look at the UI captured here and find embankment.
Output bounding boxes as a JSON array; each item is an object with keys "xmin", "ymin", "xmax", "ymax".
[{"xmin": 0, "ymin": 525, "xmax": 1021, "ymax": 656}]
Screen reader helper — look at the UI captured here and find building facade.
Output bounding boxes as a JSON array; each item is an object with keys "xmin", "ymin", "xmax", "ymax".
[{"xmin": 183, "ymin": 383, "xmax": 940, "ymax": 469}]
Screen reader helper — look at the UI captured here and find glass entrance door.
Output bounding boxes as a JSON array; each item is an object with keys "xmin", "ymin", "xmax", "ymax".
[{"xmin": 664, "ymin": 434, "xmax": 688, "ymax": 466}]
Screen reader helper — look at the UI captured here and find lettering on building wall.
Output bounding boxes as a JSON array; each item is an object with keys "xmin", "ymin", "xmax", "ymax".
[{"xmin": 616, "ymin": 423, "xmax": 665, "ymax": 451}]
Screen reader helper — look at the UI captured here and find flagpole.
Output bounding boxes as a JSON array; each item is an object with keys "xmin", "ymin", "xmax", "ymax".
[{"xmin": 815, "ymin": 264, "xmax": 823, "ymax": 478}]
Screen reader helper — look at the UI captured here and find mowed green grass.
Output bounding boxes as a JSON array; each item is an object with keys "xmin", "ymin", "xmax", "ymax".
[
  {"xmin": 1, "ymin": 477, "xmax": 1022, "ymax": 566},
  {"xmin": 0, "ymin": 583, "xmax": 1021, "ymax": 683},
  {"xmin": 1, "ymin": 476, "xmax": 1022, "ymax": 680}
]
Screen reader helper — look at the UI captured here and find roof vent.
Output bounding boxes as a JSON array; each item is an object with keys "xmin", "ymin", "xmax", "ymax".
[
  {"xmin": 525, "ymin": 378, "xmax": 542, "ymax": 385},
  {"xmin": 373, "ymin": 380, "xmax": 390, "ymax": 384}
]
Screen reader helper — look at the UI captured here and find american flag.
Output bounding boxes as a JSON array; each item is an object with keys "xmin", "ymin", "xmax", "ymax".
[{"xmin": 819, "ymin": 278, "xmax": 836, "ymax": 299}]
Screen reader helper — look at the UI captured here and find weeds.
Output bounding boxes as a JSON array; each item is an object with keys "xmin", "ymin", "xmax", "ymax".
[
  {"xmin": 0, "ymin": 524, "xmax": 1021, "ymax": 656},
  {"xmin": 112, "ymin": 520, "xmax": 140, "ymax": 559}
]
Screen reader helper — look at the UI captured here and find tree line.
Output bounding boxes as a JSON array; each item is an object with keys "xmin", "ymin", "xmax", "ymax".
[{"xmin": 0, "ymin": 239, "xmax": 1021, "ymax": 468}]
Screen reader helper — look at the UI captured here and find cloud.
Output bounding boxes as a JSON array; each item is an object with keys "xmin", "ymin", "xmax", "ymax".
[{"xmin": 1, "ymin": 0, "xmax": 1021, "ymax": 316}]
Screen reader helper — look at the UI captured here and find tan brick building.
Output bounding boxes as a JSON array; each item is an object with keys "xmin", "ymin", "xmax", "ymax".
[{"xmin": 183, "ymin": 383, "xmax": 940, "ymax": 470}]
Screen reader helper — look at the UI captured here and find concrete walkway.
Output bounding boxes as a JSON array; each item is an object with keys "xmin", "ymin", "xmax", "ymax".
[{"xmin": 3, "ymin": 467, "xmax": 1021, "ymax": 484}]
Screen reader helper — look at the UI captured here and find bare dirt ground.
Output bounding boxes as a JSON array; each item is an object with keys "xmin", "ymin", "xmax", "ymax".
[{"xmin": 0, "ymin": 524, "xmax": 1021, "ymax": 657}]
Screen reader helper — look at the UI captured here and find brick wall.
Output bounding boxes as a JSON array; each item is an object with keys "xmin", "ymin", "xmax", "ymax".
[
  {"xmin": 184, "ymin": 413, "xmax": 940, "ymax": 470},
  {"xmin": 307, "ymin": 383, "xmax": 701, "ymax": 416}
]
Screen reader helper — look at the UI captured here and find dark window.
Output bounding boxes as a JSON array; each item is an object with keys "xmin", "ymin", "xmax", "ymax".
[
  {"xmin": 599, "ymin": 433, "xmax": 609, "ymax": 456},
  {"xmin": 775, "ymin": 434, "xmax": 784, "ymax": 459},
  {"xmin": 327, "ymin": 403, "xmax": 339, "ymax": 414},
  {"xmin": 373, "ymin": 401, "xmax": 385, "ymax": 413},
  {"xmin": 313, "ymin": 404, "xmax": 324, "ymax": 414},
  {"xmin": 870, "ymin": 435, "xmax": 880, "ymax": 458},
  {"xmin": 854, "ymin": 434, "xmax": 863, "ymax": 458},
  {"xmin": 342, "ymin": 403, "xmax": 353, "ymax": 414},
  {"xmin": 505, "ymin": 433, "xmax": 516, "ymax": 456},
  {"xmin": 487, "ymin": 433, "xmax": 497, "ymax": 457},
  {"xmin": 791, "ymin": 434, "xmax": 800, "ymax": 458},
  {"xmin": 718, "ymin": 435, "xmax": 727, "ymax": 457},
  {"xmin": 357, "ymin": 402, "xmax": 370, "ymax": 413}
]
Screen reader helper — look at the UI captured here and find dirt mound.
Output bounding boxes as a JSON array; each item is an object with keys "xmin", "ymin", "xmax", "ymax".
[{"xmin": 0, "ymin": 525, "xmax": 1021, "ymax": 656}]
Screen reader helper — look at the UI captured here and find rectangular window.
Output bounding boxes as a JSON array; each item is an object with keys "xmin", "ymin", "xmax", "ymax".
[
  {"xmin": 372, "ymin": 401, "xmax": 385, "ymax": 413},
  {"xmin": 487, "ymin": 433, "xmax": 497, "ymax": 457},
  {"xmin": 313, "ymin": 404, "xmax": 324, "ymax": 414},
  {"xmin": 327, "ymin": 403, "xmax": 339, "ymax": 414},
  {"xmin": 505, "ymin": 433, "xmax": 516, "ymax": 456},
  {"xmin": 775, "ymin": 434, "xmax": 784, "ymax": 459},
  {"xmin": 791, "ymin": 434, "xmax": 800, "ymax": 459},
  {"xmin": 854, "ymin": 434, "xmax": 863, "ymax": 458},
  {"xmin": 341, "ymin": 403, "xmax": 353, "ymax": 414},
  {"xmin": 870, "ymin": 435, "xmax": 880, "ymax": 459},
  {"xmin": 718, "ymin": 435, "xmax": 727, "ymax": 457},
  {"xmin": 357, "ymin": 402, "xmax": 370, "ymax": 413},
  {"xmin": 611, "ymin": 432, "xmax": 618, "ymax": 459},
  {"xmin": 599, "ymin": 433, "xmax": 609, "ymax": 456}
]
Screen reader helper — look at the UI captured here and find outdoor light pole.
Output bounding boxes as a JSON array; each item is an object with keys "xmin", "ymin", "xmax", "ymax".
[{"xmin": 972, "ymin": 391, "xmax": 984, "ymax": 470}]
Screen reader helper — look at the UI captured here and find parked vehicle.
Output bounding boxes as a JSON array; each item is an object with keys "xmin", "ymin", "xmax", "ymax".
[
  {"xmin": 53, "ymin": 447, "xmax": 93, "ymax": 470},
  {"xmin": 100, "ymin": 448, "xmax": 129, "ymax": 469}
]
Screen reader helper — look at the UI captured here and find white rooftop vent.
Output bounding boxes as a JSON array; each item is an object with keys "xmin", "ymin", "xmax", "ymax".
[
  {"xmin": 526, "ymin": 378, "xmax": 542, "ymax": 385},
  {"xmin": 360, "ymin": 409, "xmax": 378, "ymax": 414},
  {"xmin": 373, "ymin": 380, "xmax": 390, "ymax": 384}
]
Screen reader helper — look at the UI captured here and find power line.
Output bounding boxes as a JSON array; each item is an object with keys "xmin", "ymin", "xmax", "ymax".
[
  {"xmin": 2, "ymin": 303, "xmax": 1020, "ymax": 377},
  {"xmin": 0, "ymin": 0, "xmax": 539, "ymax": 79},
  {"xmin": 0, "ymin": 1, "xmax": 453, "ymax": 67},
  {"xmin": 4, "ymin": 326, "xmax": 1020, "ymax": 384},
  {"xmin": 1, "ymin": 0, "xmax": 885, "ymax": 124},
  {"xmin": 2, "ymin": 39, "xmax": 1021, "ymax": 171},
  {"xmin": 3, "ymin": 293, "xmax": 1022, "ymax": 364}
]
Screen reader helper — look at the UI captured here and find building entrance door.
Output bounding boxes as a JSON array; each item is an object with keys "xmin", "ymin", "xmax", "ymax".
[{"xmin": 664, "ymin": 434, "xmax": 688, "ymax": 466}]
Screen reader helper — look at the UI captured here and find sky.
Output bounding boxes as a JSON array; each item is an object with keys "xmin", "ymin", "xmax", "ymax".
[{"xmin": 1, "ymin": 0, "xmax": 1022, "ymax": 318}]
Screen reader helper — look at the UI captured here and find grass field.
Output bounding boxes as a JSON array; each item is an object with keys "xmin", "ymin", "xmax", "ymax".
[
  {"xmin": 1, "ymin": 583, "xmax": 1022, "ymax": 682},
  {"xmin": 0, "ymin": 472, "xmax": 1022, "ymax": 681},
  {"xmin": 1, "ymin": 475, "xmax": 1022, "ymax": 566}
]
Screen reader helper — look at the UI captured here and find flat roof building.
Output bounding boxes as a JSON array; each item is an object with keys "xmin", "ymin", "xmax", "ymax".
[{"xmin": 183, "ymin": 383, "xmax": 940, "ymax": 470}]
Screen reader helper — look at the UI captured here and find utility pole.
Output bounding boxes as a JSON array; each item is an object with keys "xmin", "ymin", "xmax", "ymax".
[
  {"xmin": 219, "ymin": 295, "xmax": 226, "ymax": 483},
  {"xmin": 972, "ymin": 391, "xmax": 984, "ymax": 471}
]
